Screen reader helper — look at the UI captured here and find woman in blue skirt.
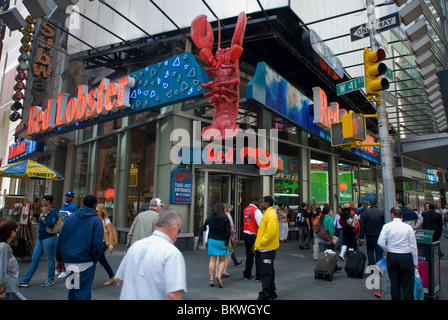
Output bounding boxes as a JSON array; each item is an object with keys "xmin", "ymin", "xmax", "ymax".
[{"xmin": 200, "ymin": 202, "xmax": 230, "ymax": 288}]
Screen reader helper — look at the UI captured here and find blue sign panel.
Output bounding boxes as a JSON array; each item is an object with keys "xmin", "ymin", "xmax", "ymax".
[
  {"xmin": 246, "ymin": 62, "xmax": 380, "ymax": 164},
  {"xmin": 8, "ymin": 139, "xmax": 43, "ymax": 163},
  {"xmin": 170, "ymin": 167, "xmax": 192, "ymax": 204},
  {"xmin": 128, "ymin": 52, "xmax": 209, "ymax": 111}
]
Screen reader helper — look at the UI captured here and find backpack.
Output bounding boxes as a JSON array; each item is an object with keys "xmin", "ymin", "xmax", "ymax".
[{"xmin": 296, "ymin": 210, "xmax": 306, "ymax": 224}]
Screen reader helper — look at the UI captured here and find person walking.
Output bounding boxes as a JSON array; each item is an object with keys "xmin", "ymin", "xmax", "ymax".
[
  {"xmin": 254, "ymin": 196, "xmax": 279, "ymax": 301},
  {"xmin": 277, "ymin": 203, "xmax": 289, "ymax": 243},
  {"xmin": 334, "ymin": 206, "xmax": 343, "ymax": 250},
  {"xmin": 378, "ymin": 206, "xmax": 418, "ymax": 300},
  {"xmin": 311, "ymin": 207, "xmax": 321, "ymax": 261},
  {"xmin": 57, "ymin": 190, "xmax": 78, "ymax": 279},
  {"xmin": 339, "ymin": 203, "xmax": 357, "ymax": 261},
  {"xmin": 296, "ymin": 202, "xmax": 311, "ymax": 250},
  {"xmin": 19, "ymin": 195, "xmax": 58, "ymax": 288},
  {"xmin": 59, "ymin": 191, "xmax": 77, "ymax": 220},
  {"xmin": 199, "ymin": 202, "xmax": 230, "ymax": 288},
  {"xmin": 96, "ymin": 203, "xmax": 116, "ymax": 286},
  {"xmin": 395, "ymin": 199, "xmax": 418, "ymax": 226},
  {"xmin": 125, "ymin": 198, "xmax": 164, "ymax": 252},
  {"xmin": 359, "ymin": 198, "xmax": 385, "ymax": 266},
  {"xmin": 55, "ymin": 195, "xmax": 104, "ymax": 300},
  {"xmin": 242, "ymin": 196, "xmax": 262, "ymax": 281},
  {"xmin": 116, "ymin": 209, "xmax": 186, "ymax": 300},
  {"xmin": 222, "ymin": 203, "xmax": 243, "ymax": 278},
  {"xmin": 316, "ymin": 205, "xmax": 341, "ymax": 271},
  {"xmin": 421, "ymin": 203, "xmax": 444, "ymax": 257},
  {"xmin": 0, "ymin": 219, "xmax": 19, "ymax": 300}
]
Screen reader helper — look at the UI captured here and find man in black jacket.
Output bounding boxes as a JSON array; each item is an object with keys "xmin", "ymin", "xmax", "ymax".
[
  {"xmin": 359, "ymin": 198, "xmax": 385, "ymax": 266},
  {"xmin": 422, "ymin": 203, "xmax": 444, "ymax": 257},
  {"xmin": 395, "ymin": 199, "xmax": 418, "ymax": 223}
]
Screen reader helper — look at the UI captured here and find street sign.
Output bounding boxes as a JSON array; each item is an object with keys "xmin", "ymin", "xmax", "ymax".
[
  {"xmin": 350, "ymin": 12, "xmax": 401, "ymax": 42},
  {"xmin": 336, "ymin": 77, "xmax": 365, "ymax": 96}
]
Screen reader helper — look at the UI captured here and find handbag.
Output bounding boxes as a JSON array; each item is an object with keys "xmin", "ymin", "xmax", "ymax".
[
  {"xmin": 414, "ymin": 269, "xmax": 424, "ymax": 300},
  {"xmin": 46, "ymin": 216, "xmax": 64, "ymax": 234},
  {"xmin": 104, "ymin": 221, "xmax": 119, "ymax": 246},
  {"xmin": 316, "ymin": 223, "xmax": 331, "ymax": 242}
]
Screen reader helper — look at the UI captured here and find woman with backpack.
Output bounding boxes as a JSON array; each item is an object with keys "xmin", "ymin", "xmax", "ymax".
[{"xmin": 339, "ymin": 203, "xmax": 358, "ymax": 261}]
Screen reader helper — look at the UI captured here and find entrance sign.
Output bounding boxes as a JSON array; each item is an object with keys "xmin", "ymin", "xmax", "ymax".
[
  {"xmin": 350, "ymin": 12, "xmax": 401, "ymax": 42},
  {"xmin": 170, "ymin": 167, "xmax": 192, "ymax": 204}
]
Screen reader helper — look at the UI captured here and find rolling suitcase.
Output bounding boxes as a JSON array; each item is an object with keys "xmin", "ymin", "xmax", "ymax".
[
  {"xmin": 314, "ymin": 252, "xmax": 338, "ymax": 281},
  {"xmin": 344, "ymin": 251, "xmax": 366, "ymax": 278}
]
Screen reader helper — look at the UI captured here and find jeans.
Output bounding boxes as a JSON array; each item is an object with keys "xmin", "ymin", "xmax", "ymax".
[
  {"xmin": 366, "ymin": 236, "xmax": 383, "ymax": 266},
  {"xmin": 68, "ymin": 264, "xmax": 96, "ymax": 300},
  {"xmin": 298, "ymin": 227, "xmax": 310, "ymax": 249},
  {"xmin": 22, "ymin": 235, "xmax": 57, "ymax": 283},
  {"xmin": 258, "ymin": 250, "xmax": 276, "ymax": 300},
  {"xmin": 99, "ymin": 243, "xmax": 115, "ymax": 279}
]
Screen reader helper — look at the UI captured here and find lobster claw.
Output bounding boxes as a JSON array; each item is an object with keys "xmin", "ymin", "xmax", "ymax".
[
  {"xmin": 229, "ymin": 12, "xmax": 247, "ymax": 63},
  {"xmin": 191, "ymin": 15, "xmax": 216, "ymax": 67}
]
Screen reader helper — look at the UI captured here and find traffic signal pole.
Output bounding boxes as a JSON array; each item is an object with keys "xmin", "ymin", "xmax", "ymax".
[
  {"xmin": 366, "ymin": 0, "xmax": 394, "ymax": 301},
  {"xmin": 366, "ymin": 0, "xmax": 395, "ymax": 220}
]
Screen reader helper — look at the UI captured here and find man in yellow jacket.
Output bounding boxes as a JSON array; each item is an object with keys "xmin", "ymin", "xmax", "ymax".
[{"xmin": 254, "ymin": 196, "xmax": 279, "ymax": 300}]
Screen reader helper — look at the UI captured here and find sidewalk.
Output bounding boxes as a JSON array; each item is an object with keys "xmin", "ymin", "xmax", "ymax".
[{"xmin": 15, "ymin": 236, "xmax": 448, "ymax": 300}]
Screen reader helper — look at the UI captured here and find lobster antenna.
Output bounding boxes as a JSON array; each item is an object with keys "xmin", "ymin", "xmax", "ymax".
[{"xmin": 217, "ymin": 18, "xmax": 221, "ymax": 50}]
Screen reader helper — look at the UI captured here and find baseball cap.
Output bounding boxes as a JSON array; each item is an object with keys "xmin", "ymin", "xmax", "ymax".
[
  {"xmin": 150, "ymin": 198, "xmax": 165, "ymax": 208},
  {"xmin": 65, "ymin": 191, "xmax": 75, "ymax": 197}
]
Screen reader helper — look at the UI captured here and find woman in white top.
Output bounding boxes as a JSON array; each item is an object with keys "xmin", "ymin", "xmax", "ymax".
[{"xmin": 96, "ymin": 203, "xmax": 116, "ymax": 286}]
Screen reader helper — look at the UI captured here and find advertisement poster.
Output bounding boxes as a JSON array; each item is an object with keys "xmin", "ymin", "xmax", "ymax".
[{"xmin": 170, "ymin": 167, "xmax": 192, "ymax": 204}]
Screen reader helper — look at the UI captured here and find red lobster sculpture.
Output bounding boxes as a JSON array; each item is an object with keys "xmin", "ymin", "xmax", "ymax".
[{"xmin": 191, "ymin": 12, "xmax": 247, "ymax": 141}]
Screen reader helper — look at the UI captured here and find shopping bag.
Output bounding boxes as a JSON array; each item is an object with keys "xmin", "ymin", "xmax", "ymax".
[{"xmin": 414, "ymin": 269, "xmax": 424, "ymax": 300}]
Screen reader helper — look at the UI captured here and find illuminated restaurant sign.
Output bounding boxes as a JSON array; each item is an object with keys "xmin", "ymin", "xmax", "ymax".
[
  {"xmin": 26, "ymin": 52, "xmax": 208, "ymax": 137},
  {"xmin": 8, "ymin": 139, "xmax": 43, "ymax": 163}
]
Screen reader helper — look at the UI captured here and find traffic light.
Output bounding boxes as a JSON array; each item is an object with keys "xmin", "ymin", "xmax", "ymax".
[
  {"xmin": 342, "ymin": 111, "xmax": 366, "ymax": 141},
  {"xmin": 364, "ymin": 48, "xmax": 390, "ymax": 104},
  {"xmin": 331, "ymin": 122, "xmax": 351, "ymax": 147}
]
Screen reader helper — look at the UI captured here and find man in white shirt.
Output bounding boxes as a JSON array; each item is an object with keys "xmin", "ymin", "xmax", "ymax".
[
  {"xmin": 377, "ymin": 206, "xmax": 418, "ymax": 300},
  {"xmin": 116, "ymin": 209, "xmax": 186, "ymax": 300}
]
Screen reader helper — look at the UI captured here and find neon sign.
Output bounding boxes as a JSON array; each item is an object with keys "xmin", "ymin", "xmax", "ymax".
[
  {"xmin": 8, "ymin": 139, "xmax": 43, "ymax": 163},
  {"xmin": 27, "ymin": 76, "xmax": 135, "ymax": 135}
]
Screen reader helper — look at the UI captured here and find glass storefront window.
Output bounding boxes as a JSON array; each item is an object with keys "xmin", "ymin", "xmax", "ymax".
[
  {"xmin": 311, "ymin": 159, "xmax": 329, "ymax": 205},
  {"xmin": 126, "ymin": 124, "xmax": 156, "ymax": 227},
  {"xmin": 194, "ymin": 171, "xmax": 205, "ymax": 235},
  {"xmin": 95, "ymin": 136, "xmax": 118, "ymax": 217},
  {"xmin": 274, "ymin": 154, "xmax": 299, "ymax": 209},
  {"xmin": 359, "ymin": 167, "xmax": 376, "ymax": 204},
  {"xmin": 338, "ymin": 163, "xmax": 357, "ymax": 204},
  {"xmin": 73, "ymin": 145, "xmax": 89, "ymax": 207},
  {"xmin": 100, "ymin": 119, "xmax": 122, "ymax": 135}
]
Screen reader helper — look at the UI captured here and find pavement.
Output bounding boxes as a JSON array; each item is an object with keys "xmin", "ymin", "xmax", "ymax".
[{"xmin": 13, "ymin": 234, "xmax": 448, "ymax": 301}]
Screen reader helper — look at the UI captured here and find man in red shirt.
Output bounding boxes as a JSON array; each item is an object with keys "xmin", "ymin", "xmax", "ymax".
[{"xmin": 242, "ymin": 196, "xmax": 263, "ymax": 281}]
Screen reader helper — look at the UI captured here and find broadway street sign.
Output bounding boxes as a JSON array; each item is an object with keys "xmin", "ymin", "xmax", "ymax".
[{"xmin": 350, "ymin": 12, "xmax": 400, "ymax": 42}]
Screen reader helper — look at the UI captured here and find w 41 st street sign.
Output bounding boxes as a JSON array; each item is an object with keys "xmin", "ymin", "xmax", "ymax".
[
  {"xmin": 350, "ymin": 12, "xmax": 400, "ymax": 42},
  {"xmin": 336, "ymin": 77, "xmax": 365, "ymax": 96}
]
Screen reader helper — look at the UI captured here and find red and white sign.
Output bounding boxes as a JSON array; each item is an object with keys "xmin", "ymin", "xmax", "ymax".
[{"xmin": 27, "ymin": 76, "xmax": 135, "ymax": 136}]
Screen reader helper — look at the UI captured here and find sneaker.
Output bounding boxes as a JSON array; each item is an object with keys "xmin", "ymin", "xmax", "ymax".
[
  {"xmin": 57, "ymin": 271, "xmax": 70, "ymax": 279},
  {"xmin": 215, "ymin": 276, "xmax": 223, "ymax": 288},
  {"xmin": 234, "ymin": 261, "xmax": 244, "ymax": 268},
  {"xmin": 18, "ymin": 281, "xmax": 29, "ymax": 288},
  {"xmin": 41, "ymin": 279, "xmax": 55, "ymax": 287},
  {"xmin": 243, "ymin": 276, "xmax": 254, "ymax": 280},
  {"xmin": 209, "ymin": 279, "xmax": 215, "ymax": 287}
]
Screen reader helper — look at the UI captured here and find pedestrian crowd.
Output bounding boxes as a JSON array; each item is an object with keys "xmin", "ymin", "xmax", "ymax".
[{"xmin": 1, "ymin": 191, "xmax": 446, "ymax": 301}]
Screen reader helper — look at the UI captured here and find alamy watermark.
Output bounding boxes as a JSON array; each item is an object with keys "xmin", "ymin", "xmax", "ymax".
[
  {"xmin": 170, "ymin": 121, "xmax": 279, "ymax": 175},
  {"xmin": 65, "ymin": 265, "xmax": 80, "ymax": 290}
]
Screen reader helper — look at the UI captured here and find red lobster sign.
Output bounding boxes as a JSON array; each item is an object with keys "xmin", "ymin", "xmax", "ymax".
[{"xmin": 191, "ymin": 12, "xmax": 247, "ymax": 141}]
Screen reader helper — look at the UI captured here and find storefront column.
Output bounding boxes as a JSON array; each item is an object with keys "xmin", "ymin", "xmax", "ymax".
[
  {"xmin": 328, "ymin": 153, "xmax": 339, "ymax": 212},
  {"xmin": 258, "ymin": 109, "xmax": 273, "ymax": 197},
  {"xmin": 115, "ymin": 124, "xmax": 131, "ymax": 228},
  {"xmin": 298, "ymin": 132, "xmax": 310, "ymax": 205}
]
